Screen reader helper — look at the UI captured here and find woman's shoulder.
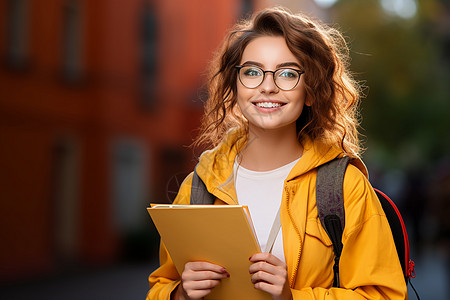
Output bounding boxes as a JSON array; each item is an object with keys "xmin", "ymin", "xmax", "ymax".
[
  {"xmin": 344, "ymin": 162, "xmax": 368, "ymax": 187},
  {"xmin": 342, "ymin": 162, "xmax": 385, "ymax": 234}
]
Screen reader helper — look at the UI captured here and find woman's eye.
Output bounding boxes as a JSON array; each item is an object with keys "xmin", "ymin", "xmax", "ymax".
[
  {"xmin": 243, "ymin": 68, "xmax": 262, "ymax": 77},
  {"xmin": 278, "ymin": 69, "xmax": 298, "ymax": 79}
]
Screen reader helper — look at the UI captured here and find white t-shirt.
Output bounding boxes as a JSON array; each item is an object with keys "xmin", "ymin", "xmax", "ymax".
[{"xmin": 234, "ymin": 158, "xmax": 300, "ymax": 263}]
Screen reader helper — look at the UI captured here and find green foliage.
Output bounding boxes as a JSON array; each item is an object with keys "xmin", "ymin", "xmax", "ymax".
[{"xmin": 333, "ymin": 0, "xmax": 450, "ymax": 170}]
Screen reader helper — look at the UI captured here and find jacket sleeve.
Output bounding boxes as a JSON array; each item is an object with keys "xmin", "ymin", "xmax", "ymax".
[
  {"xmin": 146, "ymin": 173, "xmax": 194, "ymax": 300},
  {"xmin": 291, "ymin": 165, "xmax": 407, "ymax": 299}
]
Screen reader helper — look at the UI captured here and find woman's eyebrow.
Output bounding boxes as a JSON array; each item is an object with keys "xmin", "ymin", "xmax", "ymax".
[
  {"xmin": 277, "ymin": 62, "xmax": 302, "ymax": 69},
  {"xmin": 241, "ymin": 61, "xmax": 263, "ymax": 67},
  {"xmin": 241, "ymin": 61, "xmax": 302, "ymax": 70}
]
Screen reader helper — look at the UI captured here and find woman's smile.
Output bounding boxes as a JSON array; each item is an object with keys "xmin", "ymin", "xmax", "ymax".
[{"xmin": 252, "ymin": 100, "xmax": 286, "ymax": 111}]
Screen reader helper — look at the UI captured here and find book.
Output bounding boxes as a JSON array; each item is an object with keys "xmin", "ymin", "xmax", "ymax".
[{"xmin": 147, "ymin": 205, "xmax": 272, "ymax": 300}]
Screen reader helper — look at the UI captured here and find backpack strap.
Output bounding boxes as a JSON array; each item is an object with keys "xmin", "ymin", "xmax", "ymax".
[
  {"xmin": 316, "ymin": 156, "xmax": 350, "ymax": 288},
  {"xmin": 190, "ymin": 164, "xmax": 215, "ymax": 205}
]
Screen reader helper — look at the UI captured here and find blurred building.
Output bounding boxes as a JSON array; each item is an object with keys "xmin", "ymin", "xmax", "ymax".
[
  {"xmin": 0, "ymin": 0, "xmax": 253, "ymax": 282},
  {"xmin": 3, "ymin": 0, "xmax": 448, "ymax": 297}
]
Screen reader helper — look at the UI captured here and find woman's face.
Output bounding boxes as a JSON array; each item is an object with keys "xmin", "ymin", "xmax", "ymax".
[{"xmin": 236, "ymin": 35, "xmax": 307, "ymax": 134}]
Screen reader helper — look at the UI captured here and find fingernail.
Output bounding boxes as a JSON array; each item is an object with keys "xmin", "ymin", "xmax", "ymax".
[
  {"xmin": 226, "ymin": 272, "xmax": 230, "ymax": 277},
  {"xmin": 220, "ymin": 267, "xmax": 226, "ymax": 272}
]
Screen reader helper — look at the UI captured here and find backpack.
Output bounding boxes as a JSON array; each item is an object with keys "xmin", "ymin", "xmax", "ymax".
[
  {"xmin": 190, "ymin": 157, "xmax": 419, "ymax": 298},
  {"xmin": 316, "ymin": 157, "xmax": 419, "ymax": 299}
]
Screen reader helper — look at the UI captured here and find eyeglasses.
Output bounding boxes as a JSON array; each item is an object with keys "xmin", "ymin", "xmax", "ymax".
[{"xmin": 235, "ymin": 65, "xmax": 305, "ymax": 91}]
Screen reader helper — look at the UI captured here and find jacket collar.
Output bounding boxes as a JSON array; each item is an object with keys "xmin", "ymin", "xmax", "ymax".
[
  {"xmin": 196, "ymin": 127, "xmax": 368, "ymax": 202},
  {"xmin": 195, "ymin": 127, "xmax": 246, "ymax": 204}
]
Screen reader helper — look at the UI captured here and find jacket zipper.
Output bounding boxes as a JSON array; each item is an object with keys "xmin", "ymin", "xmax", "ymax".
[{"xmin": 285, "ymin": 185, "xmax": 302, "ymax": 288}]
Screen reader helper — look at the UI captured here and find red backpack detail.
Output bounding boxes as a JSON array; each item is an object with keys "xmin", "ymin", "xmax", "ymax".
[{"xmin": 374, "ymin": 188, "xmax": 416, "ymax": 281}]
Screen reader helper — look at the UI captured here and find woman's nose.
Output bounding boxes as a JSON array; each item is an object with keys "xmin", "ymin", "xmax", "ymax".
[{"xmin": 259, "ymin": 73, "xmax": 279, "ymax": 93}]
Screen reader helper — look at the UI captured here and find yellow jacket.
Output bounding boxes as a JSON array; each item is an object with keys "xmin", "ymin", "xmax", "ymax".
[{"xmin": 147, "ymin": 128, "xmax": 407, "ymax": 299}]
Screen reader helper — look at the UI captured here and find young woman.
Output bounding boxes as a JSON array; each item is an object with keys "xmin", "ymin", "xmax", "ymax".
[{"xmin": 147, "ymin": 7, "xmax": 407, "ymax": 300}]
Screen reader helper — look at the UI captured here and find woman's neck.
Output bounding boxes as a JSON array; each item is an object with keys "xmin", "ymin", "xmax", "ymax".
[{"xmin": 238, "ymin": 125, "xmax": 303, "ymax": 171}]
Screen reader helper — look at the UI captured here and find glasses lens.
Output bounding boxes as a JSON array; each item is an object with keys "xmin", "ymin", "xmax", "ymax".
[
  {"xmin": 275, "ymin": 69, "xmax": 300, "ymax": 90},
  {"xmin": 239, "ymin": 66, "xmax": 263, "ymax": 88}
]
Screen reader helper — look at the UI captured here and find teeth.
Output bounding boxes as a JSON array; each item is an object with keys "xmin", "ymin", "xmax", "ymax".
[{"xmin": 255, "ymin": 102, "xmax": 282, "ymax": 108}]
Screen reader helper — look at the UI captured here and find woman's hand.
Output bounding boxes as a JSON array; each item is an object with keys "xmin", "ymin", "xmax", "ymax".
[
  {"xmin": 249, "ymin": 253, "xmax": 292, "ymax": 300},
  {"xmin": 173, "ymin": 261, "xmax": 230, "ymax": 300}
]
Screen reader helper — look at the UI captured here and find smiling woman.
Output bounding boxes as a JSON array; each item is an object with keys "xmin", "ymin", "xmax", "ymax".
[
  {"xmin": 194, "ymin": 7, "xmax": 362, "ymax": 159},
  {"xmin": 147, "ymin": 6, "xmax": 408, "ymax": 300},
  {"xmin": 235, "ymin": 36, "xmax": 308, "ymax": 142}
]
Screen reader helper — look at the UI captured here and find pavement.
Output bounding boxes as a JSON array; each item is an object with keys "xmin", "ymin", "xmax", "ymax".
[
  {"xmin": 0, "ymin": 247, "xmax": 448, "ymax": 300},
  {"xmin": 0, "ymin": 261, "xmax": 158, "ymax": 300}
]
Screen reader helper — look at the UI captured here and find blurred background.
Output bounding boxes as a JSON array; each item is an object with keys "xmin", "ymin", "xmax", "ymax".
[{"xmin": 0, "ymin": 0, "xmax": 448, "ymax": 299}]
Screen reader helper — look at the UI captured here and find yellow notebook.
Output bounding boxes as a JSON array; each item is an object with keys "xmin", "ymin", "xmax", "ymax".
[{"xmin": 147, "ymin": 205, "xmax": 271, "ymax": 300}]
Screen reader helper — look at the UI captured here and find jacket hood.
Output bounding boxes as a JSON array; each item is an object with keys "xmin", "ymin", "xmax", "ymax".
[{"xmin": 196, "ymin": 127, "xmax": 368, "ymax": 192}]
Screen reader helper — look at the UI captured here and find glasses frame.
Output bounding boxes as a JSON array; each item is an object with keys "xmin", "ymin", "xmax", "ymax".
[{"xmin": 235, "ymin": 65, "xmax": 305, "ymax": 91}]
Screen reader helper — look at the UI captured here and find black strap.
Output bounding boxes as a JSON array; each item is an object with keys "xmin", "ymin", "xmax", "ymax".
[
  {"xmin": 409, "ymin": 277, "xmax": 421, "ymax": 300},
  {"xmin": 316, "ymin": 156, "xmax": 350, "ymax": 288},
  {"xmin": 190, "ymin": 165, "xmax": 215, "ymax": 205}
]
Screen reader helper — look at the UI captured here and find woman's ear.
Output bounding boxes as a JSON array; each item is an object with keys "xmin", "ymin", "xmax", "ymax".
[{"xmin": 305, "ymin": 94, "xmax": 313, "ymax": 107}]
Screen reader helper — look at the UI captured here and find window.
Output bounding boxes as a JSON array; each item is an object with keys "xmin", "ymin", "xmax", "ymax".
[
  {"xmin": 51, "ymin": 137, "xmax": 80, "ymax": 262},
  {"xmin": 111, "ymin": 139, "xmax": 150, "ymax": 233},
  {"xmin": 6, "ymin": 0, "xmax": 30, "ymax": 69},
  {"xmin": 62, "ymin": 0, "xmax": 83, "ymax": 82},
  {"xmin": 140, "ymin": 2, "xmax": 158, "ymax": 109}
]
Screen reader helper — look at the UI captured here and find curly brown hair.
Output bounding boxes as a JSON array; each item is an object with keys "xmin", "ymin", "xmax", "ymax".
[{"xmin": 194, "ymin": 6, "xmax": 363, "ymax": 157}]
